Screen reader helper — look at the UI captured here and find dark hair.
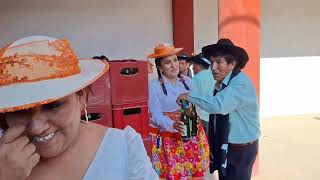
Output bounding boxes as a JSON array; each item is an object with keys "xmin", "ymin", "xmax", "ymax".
[
  {"xmin": 76, "ymin": 85, "xmax": 93, "ymax": 102},
  {"xmin": 155, "ymin": 58, "xmax": 189, "ymax": 95},
  {"xmin": 177, "ymin": 73, "xmax": 190, "ymax": 91},
  {"xmin": 92, "ymin": 55, "xmax": 109, "ymax": 61},
  {"xmin": 198, "ymin": 63, "xmax": 210, "ymax": 69},
  {"xmin": 0, "ymin": 113, "xmax": 8, "ymax": 130}
]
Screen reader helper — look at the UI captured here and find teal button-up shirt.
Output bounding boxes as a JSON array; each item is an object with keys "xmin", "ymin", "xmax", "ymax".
[
  {"xmin": 188, "ymin": 71, "xmax": 260, "ymax": 143},
  {"xmin": 192, "ymin": 69, "xmax": 216, "ymax": 122}
]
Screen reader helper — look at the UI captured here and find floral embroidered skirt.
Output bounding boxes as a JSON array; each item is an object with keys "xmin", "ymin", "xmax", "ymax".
[{"xmin": 150, "ymin": 112, "xmax": 210, "ymax": 180}]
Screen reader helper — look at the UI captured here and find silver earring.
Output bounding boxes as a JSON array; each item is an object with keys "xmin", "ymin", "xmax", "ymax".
[
  {"xmin": 0, "ymin": 128, "xmax": 4, "ymax": 138},
  {"xmin": 84, "ymin": 103, "xmax": 89, "ymax": 123}
]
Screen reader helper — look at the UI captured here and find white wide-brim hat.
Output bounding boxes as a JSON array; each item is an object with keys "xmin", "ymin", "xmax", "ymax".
[{"xmin": 0, "ymin": 36, "xmax": 109, "ymax": 113}]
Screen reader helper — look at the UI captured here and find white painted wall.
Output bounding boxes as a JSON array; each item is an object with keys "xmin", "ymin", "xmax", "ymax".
[
  {"xmin": 261, "ymin": 0, "xmax": 320, "ymax": 58},
  {"xmin": 0, "ymin": 0, "xmax": 172, "ymax": 60},
  {"xmin": 261, "ymin": 0, "xmax": 320, "ymax": 116},
  {"xmin": 194, "ymin": 0, "xmax": 218, "ymax": 54}
]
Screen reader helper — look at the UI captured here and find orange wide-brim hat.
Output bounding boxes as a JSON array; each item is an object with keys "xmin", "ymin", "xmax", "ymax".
[
  {"xmin": 147, "ymin": 43, "xmax": 183, "ymax": 59},
  {"xmin": 0, "ymin": 36, "xmax": 109, "ymax": 113}
]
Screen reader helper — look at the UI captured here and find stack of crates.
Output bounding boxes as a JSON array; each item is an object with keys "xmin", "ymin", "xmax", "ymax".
[
  {"xmin": 84, "ymin": 74, "xmax": 113, "ymax": 127},
  {"xmin": 84, "ymin": 59, "xmax": 151, "ymax": 156}
]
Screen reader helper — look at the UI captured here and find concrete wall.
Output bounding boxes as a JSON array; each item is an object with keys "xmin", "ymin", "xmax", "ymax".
[
  {"xmin": 194, "ymin": 0, "xmax": 218, "ymax": 54},
  {"xmin": 0, "ymin": 0, "xmax": 172, "ymax": 60},
  {"xmin": 260, "ymin": 0, "xmax": 320, "ymax": 116},
  {"xmin": 261, "ymin": 0, "xmax": 320, "ymax": 58}
]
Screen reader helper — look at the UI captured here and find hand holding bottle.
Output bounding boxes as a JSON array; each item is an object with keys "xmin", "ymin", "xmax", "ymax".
[
  {"xmin": 173, "ymin": 121, "xmax": 185, "ymax": 134},
  {"xmin": 176, "ymin": 93, "xmax": 189, "ymax": 106}
]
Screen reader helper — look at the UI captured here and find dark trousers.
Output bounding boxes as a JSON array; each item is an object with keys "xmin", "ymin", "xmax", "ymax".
[
  {"xmin": 218, "ymin": 141, "xmax": 258, "ymax": 180},
  {"xmin": 200, "ymin": 119, "xmax": 209, "ymax": 138}
]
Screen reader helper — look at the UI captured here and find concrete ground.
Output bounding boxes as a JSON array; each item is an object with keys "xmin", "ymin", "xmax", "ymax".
[{"xmin": 205, "ymin": 114, "xmax": 320, "ymax": 180}]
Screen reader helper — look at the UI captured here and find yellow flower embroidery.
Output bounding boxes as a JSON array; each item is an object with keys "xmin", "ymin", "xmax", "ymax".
[{"xmin": 185, "ymin": 162, "xmax": 193, "ymax": 170}]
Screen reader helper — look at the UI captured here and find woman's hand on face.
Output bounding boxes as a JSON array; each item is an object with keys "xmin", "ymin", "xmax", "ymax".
[
  {"xmin": 173, "ymin": 120, "xmax": 185, "ymax": 134},
  {"xmin": 0, "ymin": 125, "xmax": 40, "ymax": 180},
  {"xmin": 176, "ymin": 93, "xmax": 189, "ymax": 106}
]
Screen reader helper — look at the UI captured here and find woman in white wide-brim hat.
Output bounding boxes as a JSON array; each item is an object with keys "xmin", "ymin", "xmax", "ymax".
[{"xmin": 0, "ymin": 36, "xmax": 158, "ymax": 180}]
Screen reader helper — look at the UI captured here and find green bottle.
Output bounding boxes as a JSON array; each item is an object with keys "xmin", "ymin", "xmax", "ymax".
[
  {"xmin": 180, "ymin": 100, "xmax": 191, "ymax": 141},
  {"xmin": 190, "ymin": 104, "xmax": 198, "ymax": 137}
]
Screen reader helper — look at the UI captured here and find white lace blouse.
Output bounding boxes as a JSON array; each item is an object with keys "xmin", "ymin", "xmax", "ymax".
[{"xmin": 82, "ymin": 126, "xmax": 158, "ymax": 180}]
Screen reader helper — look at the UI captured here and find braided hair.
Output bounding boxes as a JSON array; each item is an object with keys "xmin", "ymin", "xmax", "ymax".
[
  {"xmin": 155, "ymin": 58, "xmax": 190, "ymax": 95},
  {"xmin": 177, "ymin": 73, "xmax": 190, "ymax": 91}
]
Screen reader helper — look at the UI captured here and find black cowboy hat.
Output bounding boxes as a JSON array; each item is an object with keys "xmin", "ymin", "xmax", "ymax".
[
  {"xmin": 188, "ymin": 53, "xmax": 211, "ymax": 67},
  {"xmin": 202, "ymin": 38, "xmax": 249, "ymax": 69},
  {"xmin": 177, "ymin": 53, "xmax": 190, "ymax": 61}
]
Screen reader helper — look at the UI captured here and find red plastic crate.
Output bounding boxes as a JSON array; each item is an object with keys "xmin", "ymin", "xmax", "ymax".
[
  {"xmin": 112, "ymin": 102, "xmax": 149, "ymax": 139},
  {"xmin": 83, "ymin": 106, "xmax": 113, "ymax": 127},
  {"xmin": 143, "ymin": 137, "xmax": 152, "ymax": 158},
  {"xmin": 84, "ymin": 73, "xmax": 113, "ymax": 127},
  {"xmin": 108, "ymin": 60, "xmax": 148, "ymax": 105}
]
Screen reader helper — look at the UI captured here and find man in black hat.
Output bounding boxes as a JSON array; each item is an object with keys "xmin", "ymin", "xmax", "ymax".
[
  {"xmin": 177, "ymin": 54, "xmax": 193, "ymax": 78},
  {"xmin": 188, "ymin": 53, "xmax": 216, "ymax": 137},
  {"xmin": 177, "ymin": 39, "xmax": 260, "ymax": 180}
]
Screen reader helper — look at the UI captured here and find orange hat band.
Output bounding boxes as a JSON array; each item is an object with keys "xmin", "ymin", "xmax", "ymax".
[
  {"xmin": 0, "ymin": 39, "xmax": 80, "ymax": 86},
  {"xmin": 154, "ymin": 46, "xmax": 175, "ymax": 55},
  {"xmin": 147, "ymin": 43, "xmax": 183, "ymax": 58}
]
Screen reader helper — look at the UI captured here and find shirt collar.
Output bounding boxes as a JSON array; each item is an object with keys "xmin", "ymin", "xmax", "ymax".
[
  {"xmin": 222, "ymin": 70, "xmax": 233, "ymax": 86},
  {"xmin": 214, "ymin": 70, "xmax": 233, "ymax": 91}
]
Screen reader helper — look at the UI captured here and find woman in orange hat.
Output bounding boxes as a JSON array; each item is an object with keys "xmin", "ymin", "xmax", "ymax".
[
  {"xmin": 0, "ymin": 36, "xmax": 158, "ymax": 180},
  {"xmin": 148, "ymin": 43, "xmax": 209, "ymax": 179}
]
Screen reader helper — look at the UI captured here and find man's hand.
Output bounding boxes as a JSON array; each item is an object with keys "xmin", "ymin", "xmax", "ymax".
[
  {"xmin": 173, "ymin": 121, "xmax": 185, "ymax": 134},
  {"xmin": 0, "ymin": 125, "xmax": 40, "ymax": 180},
  {"xmin": 176, "ymin": 93, "xmax": 189, "ymax": 106}
]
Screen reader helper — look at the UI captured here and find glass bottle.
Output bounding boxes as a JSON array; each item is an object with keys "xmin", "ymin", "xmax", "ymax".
[
  {"xmin": 180, "ymin": 100, "xmax": 191, "ymax": 141},
  {"xmin": 190, "ymin": 104, "xmax": 198, "ymax": 137}
]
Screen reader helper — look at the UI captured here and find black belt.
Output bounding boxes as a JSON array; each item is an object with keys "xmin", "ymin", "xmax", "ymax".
[{"xmin": 229, "ymin": 139, "xmax": 258, "ymax": 148}]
